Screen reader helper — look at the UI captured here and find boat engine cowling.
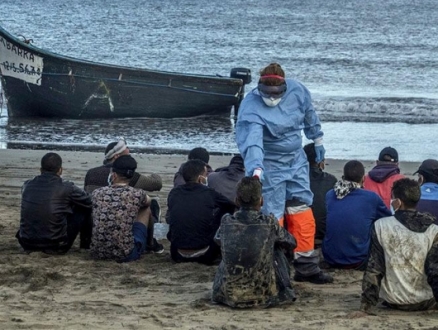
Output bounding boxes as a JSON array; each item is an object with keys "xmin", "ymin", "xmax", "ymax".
[
  {"xmin": 230, "ymin": 67, "xmax": 251, "ymax": 116},
  {"xmin": 230, "ymin": 67, "xmax": 252, "ymax": 85}
]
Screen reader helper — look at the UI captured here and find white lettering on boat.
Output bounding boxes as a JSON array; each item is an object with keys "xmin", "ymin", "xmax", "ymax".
[{"xmin": 0, "ymin": 37, "xmax": 43, "ymax": 85}]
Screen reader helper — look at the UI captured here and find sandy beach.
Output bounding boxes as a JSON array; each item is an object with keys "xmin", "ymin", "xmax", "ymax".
[{"xmin": 0, "ymin": 149, "xmax": 435, "ymax": 330}]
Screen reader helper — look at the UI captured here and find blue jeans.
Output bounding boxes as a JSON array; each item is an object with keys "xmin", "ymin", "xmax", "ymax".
[{"xmin": 120, "ymin": 222, "xmax": 148, "ymax": 262}]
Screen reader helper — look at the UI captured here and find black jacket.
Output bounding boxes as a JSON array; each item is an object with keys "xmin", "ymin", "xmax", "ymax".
[
  {"xmin": 19, "ymin": 172, "xmax": 92, "ymax": 247},
  {"xmin": 208, "ymin": 156, "xmax": 245, "ymax": 202},
  {"xmin": 167, "ymin": 182, "xmax": 235, "ymax": 250},
  {"xmin": 308, "ymin": 167, "xmax": 337, "ymax": 240}
]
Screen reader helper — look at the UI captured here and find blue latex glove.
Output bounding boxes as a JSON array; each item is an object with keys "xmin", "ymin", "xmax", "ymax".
[{"xmin": 313, "ymin": 138, "xmax": 325, "ymax": 163}]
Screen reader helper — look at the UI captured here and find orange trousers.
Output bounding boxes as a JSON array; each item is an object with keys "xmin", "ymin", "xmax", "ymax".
[{"xmin": 282, "ymin": 207, "xmax": 315, "ymax": 253}]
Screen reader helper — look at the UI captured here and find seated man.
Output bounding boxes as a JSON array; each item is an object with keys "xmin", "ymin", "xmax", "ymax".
[
  {"xmin": 167, "ymin": 159, "xmax": 235, "ymax": 265},
  {"xmin": 361, "ymin": 178, "xmax": 438, "ymax": 313},
  {"xmin": 363, "ymin": 147, "xmax": 405, "ymax": 208},
  {"xmin": 414, "ymin": 159, "xmax": 438, "ymax": 223},
  {"xmin": 303, "ymin": 143, "xmax": 337, "ymax": 244},
  {"xmin": 173, "ymin": 147, "xmax": 214, "ymax": 187},
  {"xmin": 84, "ymin": 138, "xmax": 162, "ymax": 193},
  {"xmin": 90, "ymin": 155, "xmax": 163, "ymax": 262},
  {"xmin": 322, "ymin": 160, "xmax": 391, "ymax": 269},
  {"xmin": 207, "ymin": 154, "xmax": 245, "ymax": 202},
  {"xmin": 212, "ymin": 177, "xmax": 297, "ymax": 308},
  {"xmin": 17, "ymin": 152, "xmax": 92, "ymax": 254}
]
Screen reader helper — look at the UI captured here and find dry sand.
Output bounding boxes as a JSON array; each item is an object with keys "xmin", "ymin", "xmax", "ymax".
[{"xmin": 0, "ymin": 149, "xmax": 436, "ymax": 330}]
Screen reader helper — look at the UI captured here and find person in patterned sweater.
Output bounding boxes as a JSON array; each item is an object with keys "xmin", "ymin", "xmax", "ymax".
[
  {"xmin": 84, "ymin": 138, "xmax": 162, "ymax": 194},
  {"xmin": 90, "ymin": 155, "xmax": 163, "ymax": 262}
]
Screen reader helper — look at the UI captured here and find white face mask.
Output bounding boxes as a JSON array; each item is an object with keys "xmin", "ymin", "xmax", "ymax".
[
  {"xmin": 262, "ymin": 97, "xmax": 281, "ymax": 107},
  {"xmin": 107, "ymin": 173, "xmax": 113, "ymax": 186},
  {"xmin": 390, "ymin": 198, "xmax": 399, "ymax": 215},
  {"xmin": 199, "ymin": 175, "xmax": 208, "ymax": 186}
]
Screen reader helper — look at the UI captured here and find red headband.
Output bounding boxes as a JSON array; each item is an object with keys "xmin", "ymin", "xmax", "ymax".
[{"xmin": 260, "ymin": 75, "xmax": 285, "ymax": 80}]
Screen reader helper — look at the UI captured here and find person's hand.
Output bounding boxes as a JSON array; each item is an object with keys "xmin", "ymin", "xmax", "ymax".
[
  {"xmin": 313, "ymin": 137, "xmax": 325, "ymax": 163},
  {"xmin": 252, "ymin": 168, "xmax": 262, "ymax": 179}
]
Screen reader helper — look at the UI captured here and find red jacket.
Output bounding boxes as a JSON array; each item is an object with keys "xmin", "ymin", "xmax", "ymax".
[{"xmin": 364, "ymin": 165, "xmax": 404, "ymax": 208}]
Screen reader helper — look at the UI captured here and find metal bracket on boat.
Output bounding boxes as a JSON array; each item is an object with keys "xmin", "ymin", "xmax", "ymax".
[{"xmin": 18, "ymin": 35, "xmax": 33, "ymax": 44}]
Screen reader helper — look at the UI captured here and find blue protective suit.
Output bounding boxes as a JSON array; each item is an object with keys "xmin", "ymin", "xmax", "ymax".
[{"xmin": 235, "ymin": 79, "xmax": 323, "ymax": 220}]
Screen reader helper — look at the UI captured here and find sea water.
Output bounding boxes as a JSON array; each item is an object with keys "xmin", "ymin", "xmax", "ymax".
[{"xmin": 1, "ymin": 0, "xmax": 437, "ymax": 161}]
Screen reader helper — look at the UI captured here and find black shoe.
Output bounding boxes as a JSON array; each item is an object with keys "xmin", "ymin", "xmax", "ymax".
[
  {"xmin": 150, "ymin": 199, "xmax": 161, "ymax": 223},
  {"xmin": 278, "ymin": 287, "xmax": 297, "ymax": 304},
  {"xmin": 294, "ymin": 271, "xmax": 333, "ymax": 284},
  {"xmin": 147, "ymin": 238, "xmax": 164, "ymax": 254}
]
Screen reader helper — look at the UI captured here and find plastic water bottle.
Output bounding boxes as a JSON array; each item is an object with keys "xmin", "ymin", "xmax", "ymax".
[{"xmin": 154, "ymin": 223, "xmax": 169, "ymax": 240}]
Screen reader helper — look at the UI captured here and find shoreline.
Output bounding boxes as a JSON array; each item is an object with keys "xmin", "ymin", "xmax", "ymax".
[{"xmin": 0, "ymin": 145, "xmax": 427, "ymax": 167}]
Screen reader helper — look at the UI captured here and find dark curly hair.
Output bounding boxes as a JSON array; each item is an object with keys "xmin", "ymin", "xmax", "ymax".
[{"xmin": 392, "ymin": 178, "xmax": 421, "ymax": 208}]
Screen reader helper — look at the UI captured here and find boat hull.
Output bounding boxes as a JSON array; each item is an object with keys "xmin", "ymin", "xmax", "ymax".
[{"xmin": 0, "ymin": 26, "xmax": 245, "ymax": 119}]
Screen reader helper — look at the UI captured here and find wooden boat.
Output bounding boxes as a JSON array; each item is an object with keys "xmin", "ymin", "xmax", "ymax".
[{"xmin": 0, "ymin": 25, "xmax": 251, "ymax": 118}]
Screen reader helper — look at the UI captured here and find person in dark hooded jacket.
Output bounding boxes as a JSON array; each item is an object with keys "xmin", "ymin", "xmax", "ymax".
[
  {"xmin": 303, "ymin": 143, "xmax": 337, "ymax": 244},
  {"xmin": 363, "ymin": 147, "xmax": 404, "ymax": 209},
  {"xmin": 173, "ymin": 147, "xmax": 214, "ymax": 187},
  {"xmin": 361, "ymin": 178, "xmax": 438, "ymax": 314},
  {"xmin": 207, "ymin": 154, "xmax": 245, "ymax": 202}
]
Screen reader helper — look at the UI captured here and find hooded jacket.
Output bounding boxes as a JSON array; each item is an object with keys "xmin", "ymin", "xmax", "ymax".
[
  {"xmin": 364, "ymin": 164, "xmax": 405, "ymax": 208},
  {"xmin": 362, "ymin": 210, "xmax": 438, "ymax": 309},
  {"xmin": 207, "ymin": 155, "xmax": 245, "ymax": 202},
  {"xmin": 308, "ymin": 167, "xmax": 337, "ymax": 240}
]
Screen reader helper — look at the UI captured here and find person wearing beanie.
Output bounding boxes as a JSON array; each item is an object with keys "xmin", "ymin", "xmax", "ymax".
[
  {"xmin": 364, "ymin": 147, "xmax": 405, "ymax": 208},
  {"xmin": 90, "ymin": 155, "xmax": 163, "ymax": 262},
  {"xmin": 173, "ymin": 147, "xmax": 214, "ymax": 187},
  {"xmin": 415, "ymin": 159, "xmax": 438, "ymax": 223},
  {"xmin": 84, "ymin": 138, "xmax": 162, "ymax": 194}
]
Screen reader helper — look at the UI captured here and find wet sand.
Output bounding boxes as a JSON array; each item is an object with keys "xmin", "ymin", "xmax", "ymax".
[{"xmin": 0, "ymin": 149, "xmax": 434, "ymax": 330}]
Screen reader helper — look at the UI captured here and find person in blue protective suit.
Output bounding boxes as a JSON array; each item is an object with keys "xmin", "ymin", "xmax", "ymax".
[{"xmin": 235, "ymin": 63, "xmax": 333, "ymax": 284}]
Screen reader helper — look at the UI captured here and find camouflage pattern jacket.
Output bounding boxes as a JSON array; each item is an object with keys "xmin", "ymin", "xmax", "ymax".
[{"xmin": 212, "ymin": 209, "xmax": 296, "ymax": 308}]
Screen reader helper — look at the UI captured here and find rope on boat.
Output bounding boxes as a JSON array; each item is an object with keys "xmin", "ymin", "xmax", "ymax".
[{"xmin": 40, "ymin": 72, "xmax": 240, "ymax": 99}]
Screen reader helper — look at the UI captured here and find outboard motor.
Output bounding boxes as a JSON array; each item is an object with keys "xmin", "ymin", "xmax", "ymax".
[{"xmin": 230, "ymin": 67, "xmax": 251, "ymax": 116}]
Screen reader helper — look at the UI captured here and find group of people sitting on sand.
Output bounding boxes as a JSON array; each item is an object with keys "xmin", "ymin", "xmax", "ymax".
[{"xmin": 15, "ymin": 139, "xmax": 438, "ymax": 313}]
